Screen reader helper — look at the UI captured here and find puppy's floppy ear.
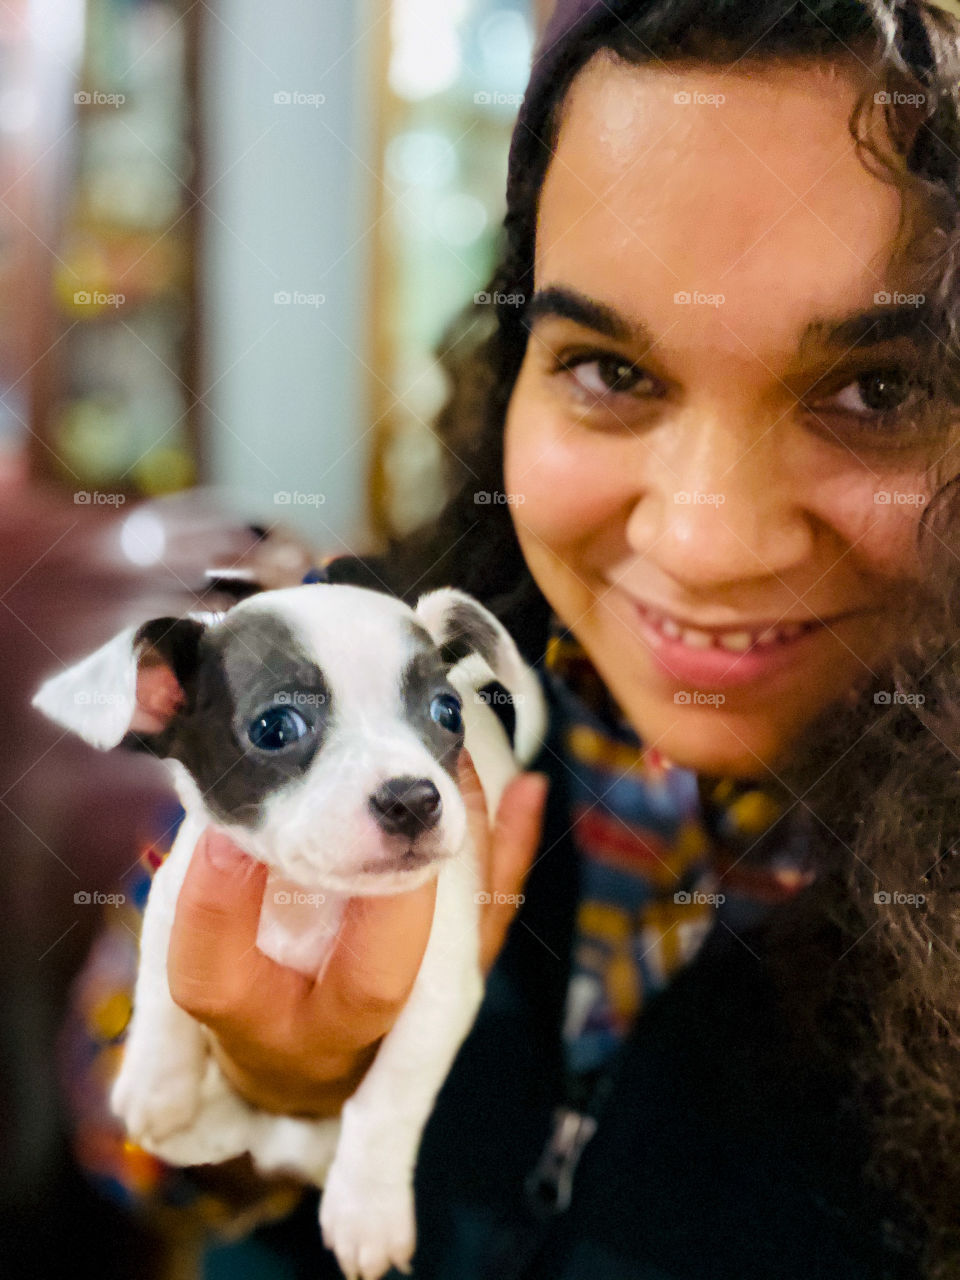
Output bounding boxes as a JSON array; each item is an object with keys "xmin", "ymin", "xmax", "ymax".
[
  {"xmin": 32, "ymin": 616, "xmax": 206, "ymax": 752},
  {"xmin": 414, "ymin": 587, "xmax": 547, "ymax": 765}
]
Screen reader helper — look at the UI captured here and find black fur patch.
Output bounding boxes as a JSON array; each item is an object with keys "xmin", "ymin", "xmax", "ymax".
[
  {"xmin": 133, "ymin": 616, "xmax": 206, "ymax": 690},
  {"xmin": 435, "ymin": 600, "xmax": 500, "ymax": 670},
  {"xmin": 476, "ymin": 680, "xmax": 516, "ymax": 750},
  {"xmin": 128, "ymin": 612, "xmax": 332, "ymax": 826},
  {"xmin": 400, "ymin": 627, "xmax": 465, "ymax": 775}
]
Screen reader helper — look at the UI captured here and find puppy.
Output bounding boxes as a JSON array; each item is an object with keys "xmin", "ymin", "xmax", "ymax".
[{"xmin": 32, "ymin": 581, "xmax": 547, "ymax": 1280}]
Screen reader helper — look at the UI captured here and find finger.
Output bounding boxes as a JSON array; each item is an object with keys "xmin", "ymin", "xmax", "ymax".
[
  {"xmin": 315, "ymin": 878, "xmax": 438, "ymax": 1038},
  {"xmin": 490, "ymin": 770, "xmax": 549, "ymax": 897},
  {"xmin": 168, "ymin": 828, "xmax": 307, "ymax": 1024},
  {"xmin": 480, "ymin": 771, "xmax": 549, "ymax": 973},
  {"xmin": 457, "ymin": 748, "xmax": 492, "ymax": 882}
]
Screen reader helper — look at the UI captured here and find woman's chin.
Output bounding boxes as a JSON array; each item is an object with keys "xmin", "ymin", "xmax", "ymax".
[{"xmin": 634, "ymin": 706, "xmax": 800, "ymax": 781}]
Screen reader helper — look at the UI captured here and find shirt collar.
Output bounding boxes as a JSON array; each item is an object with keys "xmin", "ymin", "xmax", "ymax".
[{"xmin": 542, "ymin": 612, "xmax": 804, "ymax": 866}]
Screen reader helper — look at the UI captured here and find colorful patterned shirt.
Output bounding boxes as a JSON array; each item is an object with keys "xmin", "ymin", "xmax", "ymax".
[{"xmin": 542, "ymin": 617, "xmax": 814, "ymax": 1085}]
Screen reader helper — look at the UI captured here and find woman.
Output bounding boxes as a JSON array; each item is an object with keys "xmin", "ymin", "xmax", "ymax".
[{"xmin": 69, "ymin": 1, "xmax": 960, "ymax": 1276}]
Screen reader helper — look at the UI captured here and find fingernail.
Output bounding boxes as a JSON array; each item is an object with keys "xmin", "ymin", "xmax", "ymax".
[
  {"xmin": 458, "ymin": 748, "xmax": 475, "ymax": 776},
  {"xmin": 204, "ymin": 829, "xmax": 254, "ymax": 872},
  {"xmin": 524, "ymin": 772, "xmax": 550, "ymax": 804}
]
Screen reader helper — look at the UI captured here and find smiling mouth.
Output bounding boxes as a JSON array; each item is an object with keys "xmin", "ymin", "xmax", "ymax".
[{"xmin": 632, "ymin": 601, "xmax": 843, "ymax": 653}]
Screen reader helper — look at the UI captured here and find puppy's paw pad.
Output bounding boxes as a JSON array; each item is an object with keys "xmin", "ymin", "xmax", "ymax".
[{"xmin": 320, "ymin": 1168, "xmax": 415, "ymax": 1280}]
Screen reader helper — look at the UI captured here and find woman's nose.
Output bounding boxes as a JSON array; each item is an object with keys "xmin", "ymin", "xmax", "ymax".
[{"xmin": 625, "ymin": 419, "xmax": 816, "ymax": 587}]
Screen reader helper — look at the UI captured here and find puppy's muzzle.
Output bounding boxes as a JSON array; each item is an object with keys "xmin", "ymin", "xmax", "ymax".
[{"xmin": 369, "ymin": 775, "xmax": 442, "ymax": 841}]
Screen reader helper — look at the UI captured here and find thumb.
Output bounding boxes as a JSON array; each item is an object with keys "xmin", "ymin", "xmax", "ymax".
[
  {"xmin": 319, "ymin": 879, "xmax": 438, "ymax": 1019},
  {"xmin": 167, "ymin": 828, "xmax": 282, "ymax": 1021},
  {"xmin": 480, "ymin": 770, "xmax": 549, "ymax": 972}
]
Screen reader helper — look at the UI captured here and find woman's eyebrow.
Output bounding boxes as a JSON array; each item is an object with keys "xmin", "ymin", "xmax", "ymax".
[
  {"xmin": 800, "ymin": 302, "xmax": 933, "ymax": 352},
  {"xmin": 524, "ymin": 285, "xmax": 652, "ymax": 345},
  {"xmin": 524, "ymin": 284, "xmax": 933, "ymax": 356}
]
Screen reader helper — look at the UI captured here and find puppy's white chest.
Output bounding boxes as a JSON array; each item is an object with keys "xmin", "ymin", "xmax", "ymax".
[{"xmin": 256, "ymin": 874, "xmax": 345, "ymax": 978}]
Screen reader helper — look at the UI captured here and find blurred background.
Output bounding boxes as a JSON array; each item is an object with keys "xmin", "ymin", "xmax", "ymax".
[{"xmin": 0, "ymin": 1, "xmax": 553, "ymax": 1276}]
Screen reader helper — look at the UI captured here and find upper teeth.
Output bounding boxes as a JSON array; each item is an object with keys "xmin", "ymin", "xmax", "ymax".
[{"xmin": 641, "ymin": 608, "xmax": 813, "ymax": 651}]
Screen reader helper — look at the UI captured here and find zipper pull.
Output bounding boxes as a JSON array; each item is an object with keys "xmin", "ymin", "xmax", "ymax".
[{"xmin": 524, "ymin": 1106, "xmax": 598, "ymax": 1217}]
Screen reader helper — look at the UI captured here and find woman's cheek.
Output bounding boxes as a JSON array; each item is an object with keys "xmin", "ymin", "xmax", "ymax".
[
  {"xmin": 504, "ymin": 397, "xmax": 630, "ymax": 545},
  {"xmin": 812, "ymin": 463, "xmax": 931, "ymax": 580}
]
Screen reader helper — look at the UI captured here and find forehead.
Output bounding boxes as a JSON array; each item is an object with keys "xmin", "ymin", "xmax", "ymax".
[
  {"xmin": 210, "ymin": 587, "xmax": 443, "ymax": 707},
  {"xmin": 538, "ymin": 51, "xmax": 916, "ymax": 363}
]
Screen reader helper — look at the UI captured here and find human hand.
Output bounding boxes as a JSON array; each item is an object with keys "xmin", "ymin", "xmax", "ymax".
[{"xmin": 166, "ymin": 752, "xmax": 549, "ymax": 1116}]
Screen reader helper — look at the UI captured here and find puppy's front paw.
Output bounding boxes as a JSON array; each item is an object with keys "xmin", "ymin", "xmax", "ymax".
[
  {"xmin": 110, "ymin": 1057, "xmax": 200, "ymax": 1145},
  {"xmin": 320, "ymin": 1158, "xmax": 416, "ymax": 1280}
]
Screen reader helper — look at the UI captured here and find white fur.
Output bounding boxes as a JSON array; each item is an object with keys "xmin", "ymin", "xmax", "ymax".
[
  {"xmin": 31, "ymin": 623, "xmax": 141, "ymax": 749},
  {"xmin": 32, "ymin": 584, "xmax": 546, "ymax": 1280}
]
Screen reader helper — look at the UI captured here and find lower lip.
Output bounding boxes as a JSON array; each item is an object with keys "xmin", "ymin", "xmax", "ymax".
[{"xmin": 629, "ymin": 601, "xmax": 842, "ymax": 691}]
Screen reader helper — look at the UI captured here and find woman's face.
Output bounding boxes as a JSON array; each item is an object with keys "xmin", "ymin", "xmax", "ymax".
[{"xmin": 504, "ymin": 51, "xmax": 957, "ymax": 777}]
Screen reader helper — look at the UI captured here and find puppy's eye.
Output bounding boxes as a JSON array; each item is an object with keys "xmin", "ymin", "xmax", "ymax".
[
  {"xmin": 248, "ymin": 705, "xmax": 310, "ymax": 751},
  {"xmin": 429, "ymin": 692, "xmax": 463, "ymax": 734}
]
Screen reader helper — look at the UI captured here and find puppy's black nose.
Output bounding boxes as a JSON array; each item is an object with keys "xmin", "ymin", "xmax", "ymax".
[{"xmin": 369, "ymin": 776, "xmax": 441, "ymax": 839}]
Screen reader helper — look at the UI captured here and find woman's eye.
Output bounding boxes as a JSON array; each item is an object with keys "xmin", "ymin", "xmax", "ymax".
[
  {"xmin": 809, "ymin": 368, "xmax": 927, "ymax": 423},
  {"xmin": 248, "ymin": 705, "xmax": 310, "ymax": 751},
  {"xmin": 429, "ymin": 692, "xmax": 463, "ymax": 734},
  {"xmin": 552, "ymin": 351, "xmax": 660, "ymax": 402}
]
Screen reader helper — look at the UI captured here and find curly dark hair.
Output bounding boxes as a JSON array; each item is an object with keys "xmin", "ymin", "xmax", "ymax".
[
  {"xmin": 764, "ymin": 506, "xmax": 960, "ymax": 1278},
  {"xmin": 370, "ymin": 3, "xmax": 960, "ymax": 1275}
]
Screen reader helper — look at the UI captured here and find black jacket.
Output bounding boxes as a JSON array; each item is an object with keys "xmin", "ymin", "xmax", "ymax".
[{"xmin": 404, "ymin": 666, "xmax": 919, "ymax": 1280}]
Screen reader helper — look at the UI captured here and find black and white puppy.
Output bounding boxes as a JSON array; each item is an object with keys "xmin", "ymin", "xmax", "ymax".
[{"xmin": 32, "ymin": 582, "xmax": 547, "ymax": 1280}]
